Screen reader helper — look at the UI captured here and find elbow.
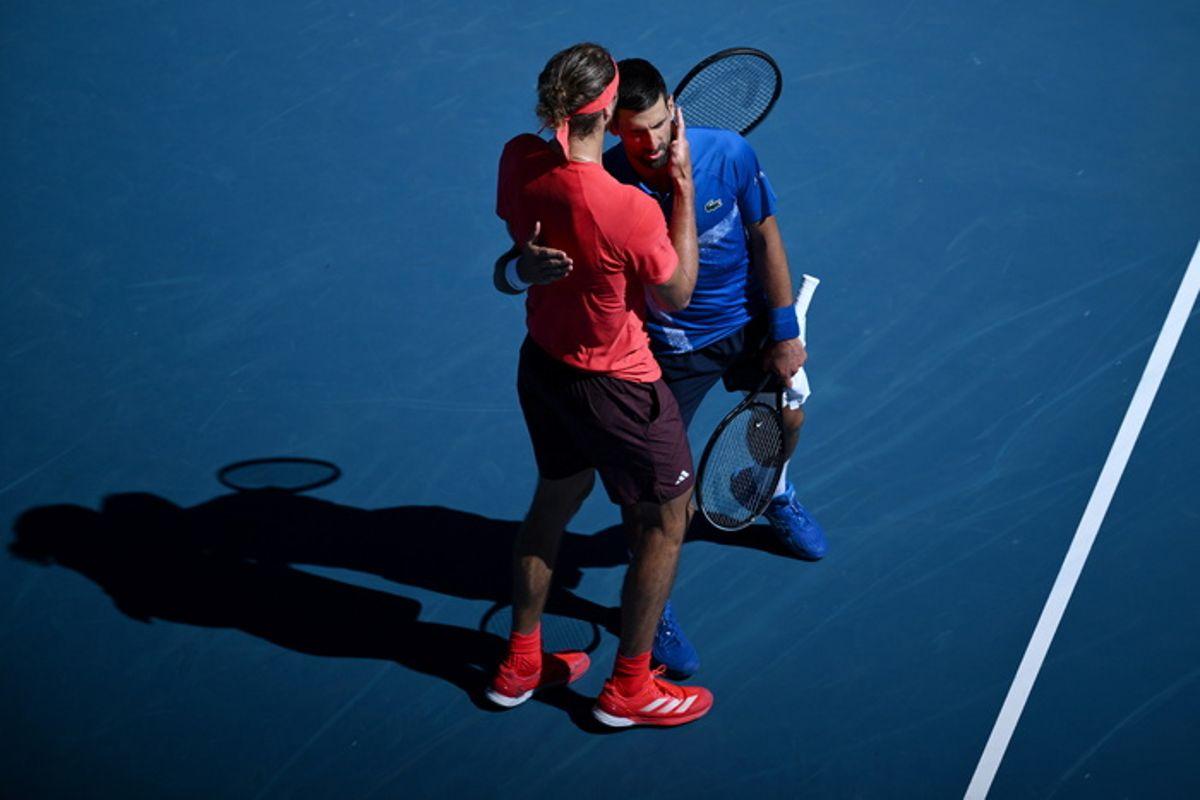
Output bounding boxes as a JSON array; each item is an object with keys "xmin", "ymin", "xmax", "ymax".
[
  {"xmin": 663, "ymin": 258, "xmax": 698, "ymax": 310},
  {"xmin": 657, "ymin": 287, "xmax": 693, "ymax": 312},
  {"xmin": 650, "ymin": 255, "xmax": 697, "ymax": 311},
  {"xmin": 670, "ymin": 287, "xmax": 694, "ymax": 311}
]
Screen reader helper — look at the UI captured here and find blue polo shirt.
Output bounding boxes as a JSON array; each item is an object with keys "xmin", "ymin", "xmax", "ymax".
[{"xmin": 603, "ymin": 126, "xmax": 778, "ymax": 354}]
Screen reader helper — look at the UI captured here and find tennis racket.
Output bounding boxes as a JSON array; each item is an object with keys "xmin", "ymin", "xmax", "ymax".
[
  {"xmin": 672, "ymin": 48, "xmax": 782, "ymax": 136},
  {"xmin": 695, "ymin": 274, "xmax": 819, "ymax": 531}
]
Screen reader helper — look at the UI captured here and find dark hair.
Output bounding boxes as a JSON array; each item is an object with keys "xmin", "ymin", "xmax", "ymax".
[
  {"xmin": 536, "ymin": 43, "xmax": 616, "ymax": 137},
  {"xmin": 615, "ymin": 58, "xmax": 668, "ymax": 113}
]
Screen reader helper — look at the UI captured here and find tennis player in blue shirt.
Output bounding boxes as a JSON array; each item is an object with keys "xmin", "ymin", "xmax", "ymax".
[{"xmin": 496, "ymin": 57, "xmax": 826, "ymax": 679}]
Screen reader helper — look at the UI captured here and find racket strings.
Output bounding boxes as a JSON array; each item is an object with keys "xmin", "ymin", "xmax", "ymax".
[
  {"xmin": 675, "ymin": 55, "xmax": 779, "ymax": 134},
  {"xmin": 699, "ymin": 404, "xmax": 785, "ymax": 529},
  {"xmin": 482, "ymin": 605, "xmax": 601, "ymax": 654}
]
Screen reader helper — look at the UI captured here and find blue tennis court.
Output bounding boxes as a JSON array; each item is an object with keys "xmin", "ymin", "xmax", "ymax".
[{"xmin": 3, "ymin": 2, "xmax": 1198, "ymax": 797}]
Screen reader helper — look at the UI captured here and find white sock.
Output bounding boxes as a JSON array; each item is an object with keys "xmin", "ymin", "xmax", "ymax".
[{"xmin": 773, "ymin": 462, "xmax": 790, "ymax": 499}]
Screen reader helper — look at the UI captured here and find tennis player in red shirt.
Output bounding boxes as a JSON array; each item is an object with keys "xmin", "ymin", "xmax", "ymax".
[{"xmin": 487, "ymin": 42, "xmax": 713, "ymax": 727}]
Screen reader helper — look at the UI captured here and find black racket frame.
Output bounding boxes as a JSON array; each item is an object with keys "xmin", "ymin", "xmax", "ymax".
[
  {"xmin": 694, "ymin": 374, "xmax": 787, "ymax": 531},
  {"xmin": 672, "ymin": 47, "xmax": 783, "ymax": 136}
]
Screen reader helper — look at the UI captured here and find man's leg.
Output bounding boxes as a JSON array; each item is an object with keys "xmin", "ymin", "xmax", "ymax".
[
  {"xmin": 781, "ymin": 404, "xmax": 804, "ymax": 457},
  {"xmin": 762, "ymin": 399, "xmax": 827, "ymax": 560},
  {"xmin": 512, "ymin": 470, "xmax": 595, "ymax": 634},
  {"xmin": 628, "ymin": 495, "xmax": 701, "ymax": 678},
  {"xmin": 718, "ymin": 313, "xmax": 826, "ymax": 560},
  {"xmin": 771, "ymin": 403, "xmax": 805, "ymax": 496},
  {"xmin": 618, "ymin": 490, "xmax": 690, "ymax": 655},
  {"xmin": 644, "ymin": 337, "xmax": 743, "ymax": 677},
  {"xmin": 593, "ymin": 489, "xmax": 713, "ymax": 728},
  {"xmin": 487, "ymin": 470, "xmax": 595, "ymax": 708}
]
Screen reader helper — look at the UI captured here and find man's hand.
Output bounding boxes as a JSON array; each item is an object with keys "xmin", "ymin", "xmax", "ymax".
[
  {"xmin": 762, "ymin": 338, "xmax": 807, "ymax": 385},
  {"xmin": 649, "ymin": 106, "xmax": 699, "ymax": 311},
  {"xmin": 668, "ymin": 106, "xmax": 692, "ymax": 189},
  {"xmin": 517, "ymin": 221, "xmax": 573, "ymax": 285}
]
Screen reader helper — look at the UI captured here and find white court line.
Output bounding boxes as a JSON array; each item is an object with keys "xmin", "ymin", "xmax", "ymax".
[{"xmin": 965, "ymin": 240, "xmax": 1200, "ymax": 800}]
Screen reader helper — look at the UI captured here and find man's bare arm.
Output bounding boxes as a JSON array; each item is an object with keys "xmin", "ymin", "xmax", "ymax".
[
  {"xmin": 492, "ymin": 221, "xmax": 574, "ymax": 295},
  {"xmin": 648, "ymin": 107, "xmax": 698, "ymax": 312},
  {"xmin": 748, "ymin": 215, "xmax": 807, "ymax": 381}
]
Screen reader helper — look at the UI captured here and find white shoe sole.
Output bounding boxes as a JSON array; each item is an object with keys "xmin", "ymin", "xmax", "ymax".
[
  {"xmin": 485, "ymin": 688, "xmax": 533, "ymax": 708},
  {"xmin": 591, "ymin": 707, "xmax": 634, "ymax": 727}
]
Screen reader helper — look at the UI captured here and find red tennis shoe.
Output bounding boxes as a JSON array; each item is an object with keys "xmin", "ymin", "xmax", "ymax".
[
  {"xmin": 592, "ymin": 667, "xmax": 713, "ymax": 727},
  {"xmin": 485, "ymin": 651, "xmax": 590, "ymax": 708}
]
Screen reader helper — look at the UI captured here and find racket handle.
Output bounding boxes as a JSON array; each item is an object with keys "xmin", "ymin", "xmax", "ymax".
[{"xmin": 795, "ymin": 274, "xmax": 820, "ymax": 316}]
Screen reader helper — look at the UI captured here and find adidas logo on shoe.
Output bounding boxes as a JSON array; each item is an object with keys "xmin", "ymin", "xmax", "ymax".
[{"xmin": 592, "ymin": 668, "xmax": 713, "ymax": 728}]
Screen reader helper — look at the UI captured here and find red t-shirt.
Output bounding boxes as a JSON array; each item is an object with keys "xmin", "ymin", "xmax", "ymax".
[{"xmin": 496, "ymin": 134, "xmax": 677, "ymax": 382}]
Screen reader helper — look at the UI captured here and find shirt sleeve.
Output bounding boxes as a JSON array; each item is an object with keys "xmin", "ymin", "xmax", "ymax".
[
  {"xmin": 496, "ymin": 134, "xmax": 541, "ymax": 238},
  {"xmin": 623, "ymin": 194, "xmax": 677, "ymax": 286},
  {"xmin": 730, "ymin": 133, "xmax": 779, "ymax": 226}
]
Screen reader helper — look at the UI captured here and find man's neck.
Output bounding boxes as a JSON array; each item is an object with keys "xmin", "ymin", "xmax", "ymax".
[{"xmin": 567, "ymin": 130, "xmax": 605, "ymax": 164}]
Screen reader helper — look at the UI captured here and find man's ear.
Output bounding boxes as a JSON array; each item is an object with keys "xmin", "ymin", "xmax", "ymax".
[{"xmin": 606, "ymin": 105, "xmax": 619, "ymax": 134}]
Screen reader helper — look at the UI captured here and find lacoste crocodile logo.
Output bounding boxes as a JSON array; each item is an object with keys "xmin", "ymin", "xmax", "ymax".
[{"xmin": 704, "ymin": 198, "xmax": 723, "ymax": 213}]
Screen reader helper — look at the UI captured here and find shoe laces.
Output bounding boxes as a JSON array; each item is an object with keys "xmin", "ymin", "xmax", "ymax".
[
  {"xmin": 648, "ymin": 665, "xmax": 689, "ymax": 699},
  {"xmin": 501, "ymin": 653, "xmax": 542, "ymax": 678}
]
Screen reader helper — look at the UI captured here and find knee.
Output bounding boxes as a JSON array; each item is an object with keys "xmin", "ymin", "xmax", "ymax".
[
  {"xmin": 624, "ymin": 502, "xmax": 657, "ymax": 532},
  {"xmin": 626, "ymin": 494, "xmax": 689, "ymax": 546},
  {"xmin": 567, "ymin": 471, "xmax": 596, "ymax": 511},
  {"xmin": 529, "ymin": 470, "xmax": 595, "ymax": 522},
  {"xmin": 782, "ymin": 405, "xmax": 806, "ymax": 433}
]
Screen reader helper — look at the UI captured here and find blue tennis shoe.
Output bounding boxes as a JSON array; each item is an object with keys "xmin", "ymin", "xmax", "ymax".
[
  {"xmin": 652, "ymin": 600, "xmax": 700, "ymax": 678},
  {"xmin": 764, "ymin": 482, "xmax": 827, "ymax": 560}
]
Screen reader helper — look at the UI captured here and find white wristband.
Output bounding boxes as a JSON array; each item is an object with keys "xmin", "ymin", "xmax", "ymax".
[{"xmin": 505, "ymin": 257, "xmax": 532, "ymax": 292}]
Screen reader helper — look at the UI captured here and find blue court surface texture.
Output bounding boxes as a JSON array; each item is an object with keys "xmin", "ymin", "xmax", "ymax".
[{"xmin": 3, "ymin": 2, "xmax": 1198, "ymax": 798}]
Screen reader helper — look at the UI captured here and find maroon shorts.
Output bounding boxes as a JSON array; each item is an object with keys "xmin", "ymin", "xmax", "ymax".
[{"xmin": 517, "ymin": 337, "xmax": 694, "ymax": 506}]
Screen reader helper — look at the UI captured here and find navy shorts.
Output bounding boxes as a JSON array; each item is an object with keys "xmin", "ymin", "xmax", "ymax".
[
  {"xmin": 654, "ymin": 315, "xmax": 770, "ymax": 428},
  {"xmin": 516, "ymin": 337, "xmax": 694, "ymax": 506}
]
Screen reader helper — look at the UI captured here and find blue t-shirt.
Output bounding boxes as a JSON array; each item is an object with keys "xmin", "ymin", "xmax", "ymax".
[{"xmin": 603, "ymin": 126, "xmax": 778, "ymax": 354}]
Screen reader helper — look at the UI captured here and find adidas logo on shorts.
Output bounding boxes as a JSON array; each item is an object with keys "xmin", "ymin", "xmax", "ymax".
[{"xmin": 675, "ymin": 470, "xmax": 690, "ymax": 485}]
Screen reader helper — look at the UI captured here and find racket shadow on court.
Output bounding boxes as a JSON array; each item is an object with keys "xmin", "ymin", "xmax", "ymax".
[{"xmin": 185, "ymin": 458, "xmax": 629, "ymax": 627}]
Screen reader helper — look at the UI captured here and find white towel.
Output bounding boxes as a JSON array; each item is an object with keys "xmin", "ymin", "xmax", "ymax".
[{"xmin": 763, "ymin": 274, "xmax": 818, "ymax": 409}]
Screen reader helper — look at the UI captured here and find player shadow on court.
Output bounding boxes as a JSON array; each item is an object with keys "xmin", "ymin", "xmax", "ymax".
[
  {"xmin": 7, "ymin": 488, "xmax": 628, "ymax": 729},
  {"xmin": 685, "ymin": 516, "xmax": 806, "ymax": 559},
  {"xmin": 583, "ymin": 517, "xmax": 809, "ymax": 560},
  {"xmin": 9, "ymin": 462, "xmax": 797, "ymax": 731}
]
